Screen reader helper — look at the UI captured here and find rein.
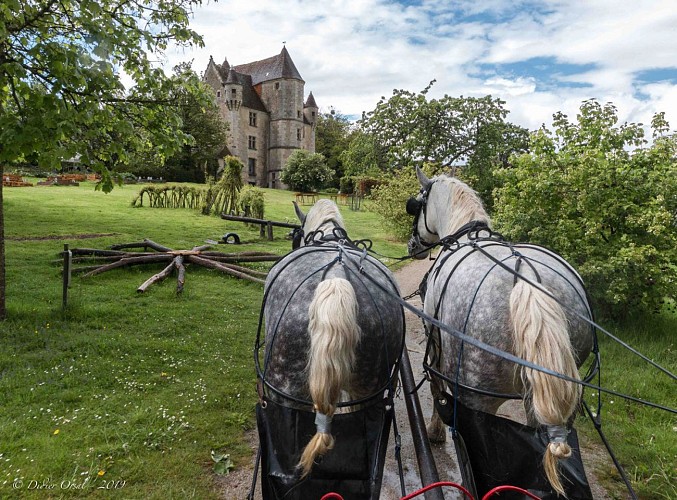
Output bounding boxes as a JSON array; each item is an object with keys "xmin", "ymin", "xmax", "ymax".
[{"xmin": 344, "ymin": 244, "xmax": 676, "ymax": 414}]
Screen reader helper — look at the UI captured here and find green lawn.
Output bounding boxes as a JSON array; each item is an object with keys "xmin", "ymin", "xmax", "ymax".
[
  {"xmin": 0, "ymin": 181, "xmax": 673, "ymax": 498},
  {"xmin": 0, "ymin": 181, "xmax": 404, "ymax": 499}
]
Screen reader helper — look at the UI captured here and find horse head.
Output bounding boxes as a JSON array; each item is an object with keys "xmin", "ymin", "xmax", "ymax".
[
  {"xmin": 291, "ymin": 199, "xmax": 346, "ymax": 249},
  {"xmin": 407, "ymin": 166, "xmax": 438, "ymax": 259}
]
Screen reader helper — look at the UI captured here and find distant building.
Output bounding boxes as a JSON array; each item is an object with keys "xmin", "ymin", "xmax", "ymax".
[{"xmin": 203, "ymin": 47, "xmax": 318, "ymax": 188}]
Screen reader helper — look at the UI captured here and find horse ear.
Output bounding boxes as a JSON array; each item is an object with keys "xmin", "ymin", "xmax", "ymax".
[
  {"xmin": 416, "ymin": 166, "xmax": 433, "ymax": 191},
  {"xmin": 292, "ymin": 201, "xmax": 306, "ymax": 224}
]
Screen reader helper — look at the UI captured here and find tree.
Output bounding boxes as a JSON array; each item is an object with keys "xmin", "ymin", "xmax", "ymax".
[
  {"xmin": 360, "ymin": 81, "xmax": 524, "ymax": 176},
  {"xmin": 0, "ymin": 0, "xmax": 208, "ymax": 318},
  {"xmin": 461, "ymin": 121, "xmax": 529, "ymax": 212},
  {"xmin": 202, "ymin": 156, "xmax": 244, "ymax": 216},
  {"xmin": 280, "ymin": 150, "xmax": 333, "ymax": 192},
  {"xmin": 160, "ymin": 62, "xmax": 228, "ymax": 183},
  {"xmin": 370, "ymin": 163, "xmax": 437, "ymax": 240},
  {"xmin": 339, "ymin": 129, "xmax": 389, "ymax": 178},
  {"xmin": 314, "ymin": 110, "xmax": 352, "ymax": 188},
  {"xmin": 494, "ymin": 100, "xmax": 677, "ymax": 316}
]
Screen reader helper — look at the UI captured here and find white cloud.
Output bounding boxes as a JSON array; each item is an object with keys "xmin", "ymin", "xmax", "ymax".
[{"xmin": 157, "ymin": 0, "xmax": 677, "ymax": 131}]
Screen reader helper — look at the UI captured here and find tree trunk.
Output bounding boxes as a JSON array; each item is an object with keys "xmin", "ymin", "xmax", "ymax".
[{"xmin": 0, "ymin": 165, "xmax": 5, "ymax": 320}]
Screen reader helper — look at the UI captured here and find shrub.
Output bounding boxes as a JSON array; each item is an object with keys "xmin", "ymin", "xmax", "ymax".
[
  {"xmin": 494, "ymin": 101, "xmax": 677, "ymax": 316},
  {"xmin": 339, "ymin": 176, "xmax": 354, "ymax": 194},
  {"xmin": 280, "ymin": 150, "xmax": 333, "ymax": 192},
  {"xmin": 201, "ymin": 156, "xmax": 244, "ymax": 215},
  {"xmin": 238, "ymin": 185, "xmax": 265, "ymax": 220},
  {"xmin": 369, "ymin": 164, "xmax": 436, "ymax": 240}
]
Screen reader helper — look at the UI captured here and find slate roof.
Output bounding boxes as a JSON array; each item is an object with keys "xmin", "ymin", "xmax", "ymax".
[
  {"xmin": 232, "ymin": 46, "xmax": 304, "ymax": 85},
  {"xmin": 211, "ymin": 64, "xmax": 266, "ymax": 112},
  {"xmin": 304, "ymin": 91, "xmax": 317, "ymax": 108}
]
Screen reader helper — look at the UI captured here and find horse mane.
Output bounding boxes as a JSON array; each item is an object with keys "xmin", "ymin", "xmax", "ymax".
[
  {"xmin": 304, "ymin": 199, "xmax": 345, "ymax": 233},
  {"xmin": 437, "ymin": 176, "xmax": 491, "ymax": 236}
]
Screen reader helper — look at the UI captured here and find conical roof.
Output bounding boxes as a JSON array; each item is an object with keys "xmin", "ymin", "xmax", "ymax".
[
  {"xmin": 304, "ymin": 91, "xmax": 317, "ymax": 108},
  {"xmin": 225, "ymin": 67, "xmax": 240, "ymax": 85}
]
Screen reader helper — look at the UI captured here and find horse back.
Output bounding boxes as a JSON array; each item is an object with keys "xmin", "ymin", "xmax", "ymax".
[
  {"xmin": 262, "ymin": 245, "xmax": 404, "ymax": 407},
  {"xmin": 425, "ymin": 241, "xmax": 594, "ymax": 400}
]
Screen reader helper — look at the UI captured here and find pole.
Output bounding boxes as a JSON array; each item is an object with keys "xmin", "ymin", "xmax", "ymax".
[
  {"xmin": 62, "ymin": 243, "xmax": 72, "ymax": 310},
  {"xmin": 399, "ymin": 347, "xmax": 444, "ymax": 500}
]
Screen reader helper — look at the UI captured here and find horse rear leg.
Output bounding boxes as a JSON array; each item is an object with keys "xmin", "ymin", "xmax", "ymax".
[
  {"xmin": 424, "ymin": 328, "xmax": 447, "ymax": 442},
  {"xmin": 427, "ymin": 375, "xmax": 447, "ymax": 443}
]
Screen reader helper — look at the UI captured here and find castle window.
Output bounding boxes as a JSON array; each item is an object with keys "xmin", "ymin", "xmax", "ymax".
[
  {"xmin": 249, "ymin": 112, "xmax": 257, "ymax": 127},
  {"xmin": 297, "ymin": 110, "xmax": 301, "ymax": 118},
  {"xmin": 248, "ymin": 158, "xmax": 256, "ymax": 176},
  {"xmin": 248, "ymin": 136, "xmax": 257, "ymax": 150},
  {"xmin": 275, "ymin": 82, "xmax": 280, "ymax": 90},
  {"xmin": 231, "ymin": 88, "xmax": 236, "ymax": 96},
  {"xmin": 312, "ymin": 111, "xmax": 316, "ymax": 118},
  {"xmin": 217, "ymin": 90, "xmax": 221, "ymax": 98},
  {"xmin": 297, "ymin": 128, "xmax": 301, "ymax": 141}
]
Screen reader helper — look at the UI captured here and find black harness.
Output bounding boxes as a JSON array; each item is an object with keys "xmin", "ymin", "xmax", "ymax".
[
  {"xmin": 292, "ymin": 224, "xmax": 350, "ymax": 250},
  {"xmin": 406, "ymin": 183, "xmax": 439, "ymax": 251},
  {"xmin": 252, "ymin": 227, "xmax": 407, "ymax": 500}
]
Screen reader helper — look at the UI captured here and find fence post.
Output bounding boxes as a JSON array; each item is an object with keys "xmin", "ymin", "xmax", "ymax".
[
  {"xmin": 62, "ymin": 243, "xmax": 72, "ymax": 310},
  {"xmin": 266, "ymin": 221, "xmax": 273, "ymax": 241}
]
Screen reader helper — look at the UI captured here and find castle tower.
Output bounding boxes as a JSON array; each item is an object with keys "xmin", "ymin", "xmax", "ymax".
[
  {"xmin": 203, "ymin": 47, "xmax": 316, "ymax": 189},
  {"xmin": 224, "ymin": 67, "xmax": 242, "ymax": 111},
  {"xmin": 303, "ymin": 92, "xmax": 318, "ymax": 151},
  {"xmin": 256, "ymin": 47, "xmax": 306, "ymax": 188}
]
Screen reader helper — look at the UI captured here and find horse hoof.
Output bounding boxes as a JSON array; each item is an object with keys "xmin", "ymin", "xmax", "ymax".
[{"xmin": 427, "ymin": 424, "xmax": 447, "ymax": 443}]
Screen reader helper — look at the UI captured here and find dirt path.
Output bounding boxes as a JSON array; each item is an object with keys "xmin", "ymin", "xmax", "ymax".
[{"xmin": 221, "ymin": 257, "xmax": 612, "ymax": 499}]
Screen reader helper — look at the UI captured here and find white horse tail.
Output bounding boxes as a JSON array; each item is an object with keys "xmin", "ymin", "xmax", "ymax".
[
  {"xmin": 510, "ymin": 277, "xmax": 581, "ymax": 497},
  {"xmin": 298, "ymin": 277, "xmax": 361, "ymax": 477}
]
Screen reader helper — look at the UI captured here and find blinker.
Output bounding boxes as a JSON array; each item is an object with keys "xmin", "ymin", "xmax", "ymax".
[
  {"xmin": 406, "ymin": 197, "xmax": 422, "ymax": 216},
  {"xmin": 291, "ymin": 228, "xmax": 304, "ymax": 249}
]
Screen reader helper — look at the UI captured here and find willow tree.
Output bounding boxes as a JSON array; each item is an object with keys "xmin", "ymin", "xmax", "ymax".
[{"xmin": 202, "ymin": 156, "xmax": 245, "ymax": 216}]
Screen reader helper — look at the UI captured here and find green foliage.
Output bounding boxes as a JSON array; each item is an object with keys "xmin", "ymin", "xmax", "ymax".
[
  {"xmin": 202, "ymin": 156, "xmax": 244, "ymax": 216},
  {"xmin": 131, "ymin": 185, "xmax": 206, "ymax": 209},
  {"xmin": 370, "ymin": 164, "xmax": 437, "ymax": 240},
  {"xmin": 238, "ymin": 185, "xmax": 265, "ymax": 220},
  {"xmin": 315, "ymin": 110, "xmax": 353, "ymax": 188},
  {"xmin": 160, "ymin": 62, "xmax": 229, "ymax": 183},
  {"xmin": 211, "ymin": 451, "xmax": 234, "ymax": 476},
  {"xmin": 339, "ymin": 176, "xmax": 355, "ymax": 194},
  {"xmin": 460, "ymin": 121, "xmax": 529, "ymax": 212},
  {"xmin": 0, "ymin": 0, "xmax": 209, "ymax": 191},
  {"xmin": 494, "ymin": 100, "xmax": 677, "ymax": 315},
  {"xmin": 359, "ymin": 81, "xmax": 526, "ymax": 180},
  {"xmin": 339, "ymin": 130, "xmax": 389, "ymax": 177},
  {"xmin": 280, "ymin": 150, "xmax": 333, "ymax": 192}
]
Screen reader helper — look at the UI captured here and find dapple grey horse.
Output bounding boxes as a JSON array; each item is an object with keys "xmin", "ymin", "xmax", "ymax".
[
  {"xmin": 260, "ymin": 199, "xmax": 404, "ymax": 477},
  {"xmin": 407, "ymin": 168, "xmax": 594, "ymax": 496}
]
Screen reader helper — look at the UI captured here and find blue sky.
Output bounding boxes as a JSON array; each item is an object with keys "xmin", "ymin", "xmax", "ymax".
[{"xmin": 163, "ymin": 0, "xmax": 677, "ymax": 133}]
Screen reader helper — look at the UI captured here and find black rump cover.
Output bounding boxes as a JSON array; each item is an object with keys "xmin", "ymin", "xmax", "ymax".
[
  {"xmin": 435, "ymin": 396, "xmax": 593, "ymax": 499},
  {"xmin": 256, "ymin": 398, "xmax": 392, "ymax": 500}
]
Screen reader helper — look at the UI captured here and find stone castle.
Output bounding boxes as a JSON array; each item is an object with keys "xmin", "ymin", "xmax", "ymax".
[{"xmin": 203, "ymin": 47, "xmax": 318, "ymax": 188}]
